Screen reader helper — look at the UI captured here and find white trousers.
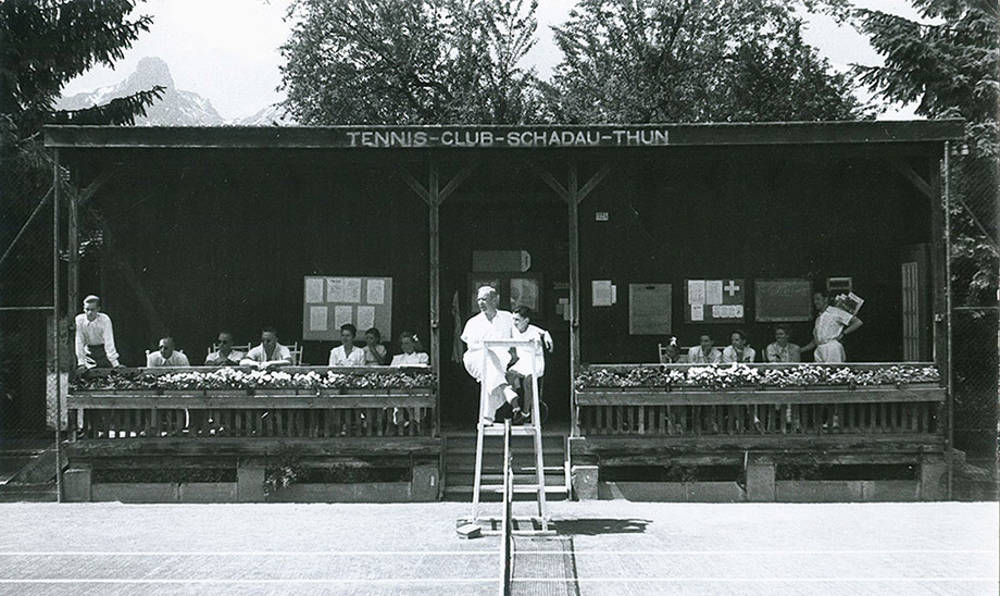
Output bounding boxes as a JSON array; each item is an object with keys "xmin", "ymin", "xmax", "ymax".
[
  {"xmin": 814, "ymin": 340, "xmax": 846, "ymax": 363},
  {"xmin": 463, "ymin": 347, "xmax": 512, "ymax": 420}
]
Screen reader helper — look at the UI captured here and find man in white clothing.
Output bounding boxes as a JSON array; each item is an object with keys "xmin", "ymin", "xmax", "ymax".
[
  {"xmin": 687, "ymin": 334, "xmax": 722, "ymax": 364},
  {"xmin": 146, "ymin": 337, "xmax": 191, "ymax": 367},
  {"xmin": 240, "ymin": 327, "xmax": 293, "ymax": 369},
  {"xmin": 74, "ymin": 295, "xmax": 123, "ymax": 375},
  {"xmin": 461, "ymin": 286, "xmax": 518, "ymax": 422},
  {"xmin": 721, "ymin": 330, "xmax": 756, "ymax": 363},
  {"xmin": 506, "ymin": 306, "xmax": 553, "ymax": 422}
]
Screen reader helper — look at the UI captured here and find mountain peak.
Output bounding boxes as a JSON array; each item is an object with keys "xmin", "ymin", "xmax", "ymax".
[
  {"xmin": 59, "ymin": 57, "xmax": 223, "ymax": 126},
  {"xmin": 128, "ymin": 56, "xmax": 175, "ymax": 91}
]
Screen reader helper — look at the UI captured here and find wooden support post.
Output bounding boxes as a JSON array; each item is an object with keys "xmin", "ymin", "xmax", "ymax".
[
  {"xmin": 53, "ymin": 148, "xmax": 62, "ymax": 503},
  {"xmin": 941, "ymin": 144, "xmax": 954, "ymax": 499},
  {"xmin": 400, "ymin": 161, "xmax": 474, "ymax": 438},
  {"xmin": 568, "ymin": 163, "xmax": 581, "ymax": 438},
  {"xmin": 67, "ymin": 184, "xmax": 79, "ymax": 371},
  {"xmin": 428, "ymin": 163, "xmax": 441, "ymax": 438}
]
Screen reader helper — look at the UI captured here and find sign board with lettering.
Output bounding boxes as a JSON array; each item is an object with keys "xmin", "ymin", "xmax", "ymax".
[
  {"xmin": 755, "ymin": 279, "xmax": 813, "ymax": 322},
  {"xmin": 341, "ymin": 126, "xmax": 670, "ymax": 149}
]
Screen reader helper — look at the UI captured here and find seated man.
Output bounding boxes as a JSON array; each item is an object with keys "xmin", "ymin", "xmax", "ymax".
[
  {"xmin": 461, "ymin": 286, "xmax": 518, "ymax": 422},
  {"xmin": 240, "ymin": 327, "xmax": 293, "ymax": 369},
  {"xmin": 765, "ymin": 324, "xmax": 801, "ymax": 363},
  {"xmin": 74, "ymin": 295, "xmax": 124, "ymax": 374},
  {"xmin": 329, "ymin": 323, "xmax": 366, "ymax": 366},
  {"xmin": 146, "ymin": 337, "xmax": 191, "ymax": 367},
  {"xmin": 205, "ymin": 331, "xmax": 245, "ymax": 366},
  {"xmin": 721, "ymin": 329, "xmax": 756, "ymax": 363},
  {"xmin": 687, "ymin": 334, "xmax": 721, "ymax": 364}
]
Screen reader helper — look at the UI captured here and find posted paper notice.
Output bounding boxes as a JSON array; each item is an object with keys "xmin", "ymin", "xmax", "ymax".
[
  {"xmin": 691, "ymin": 304, "xmax": 704, "ymax": 321},
  {"xmin": 344, "ymin": 278, "xmax": 362, "ymax": 303},
  {"xmin": 705, "ymin": 280, "xmax": 723, "ymax": 305},
  {"xmin": 334, "ymin": 305, "xmax": 353, "ymax": 328},
  {"xmin": 592, "ymin": 280, "xmax": 614, "ymax": 306},
  {"xmin": 688, "ymin": 280, "xmax": 706, "ymax": 305},
  {"xmin": 366, "ymin": 279, "xmax": 385, "ymax": 305},
  {"xmin": 309, "ymin": 305, "xmax": 328, "ymax": 331},
  {"xmin": 327, "ymin": 278, "xmax": 347, "ymax": 303},
  {"xmin": 356, "ymin": 306, "xmax": 375, "ymax": 332},
  {"xmin": 305, "ymin": 278, "xmax": 324, "ymax": 303}
]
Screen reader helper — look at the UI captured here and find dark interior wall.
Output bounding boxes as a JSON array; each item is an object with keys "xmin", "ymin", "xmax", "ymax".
[
  {"xmin": 579, "ymin": 151, "xmax": 934, "ymax": 363},
  {"xmin": 89, "ymin": 150, "xmax": 429, "ymax": 366},
  {"xmin": 74, "ymin": 144, "xmax": 934, "ymax": 373}
]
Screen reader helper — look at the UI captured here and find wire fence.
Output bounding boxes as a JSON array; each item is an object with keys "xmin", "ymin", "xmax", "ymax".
[{"xmin": 948, "ymin": 147, "xmax": 999, "ymax": 458}]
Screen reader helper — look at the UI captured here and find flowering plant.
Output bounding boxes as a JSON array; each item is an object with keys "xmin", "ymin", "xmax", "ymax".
[
  {"xmin": 73, "ymin": 368, "xmax": 436, "ymax": 392},
  {"xmin": 574, "ymin": 364, "xmax": 940, "ymax": 390}
]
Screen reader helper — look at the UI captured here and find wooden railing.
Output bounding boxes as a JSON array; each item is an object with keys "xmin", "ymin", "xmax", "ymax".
[
  {"xmin": 575, "ymin": 363, "xmax": 945, "ymax": 442},
  {"xmin": 67, "ymin": 366, "xmax": 437, "ymax": 440}
]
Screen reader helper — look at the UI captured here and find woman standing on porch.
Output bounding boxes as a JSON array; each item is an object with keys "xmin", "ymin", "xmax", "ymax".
[{"xmin": 802, "ymin": 291, "xmax": 863, "ymax": 362}]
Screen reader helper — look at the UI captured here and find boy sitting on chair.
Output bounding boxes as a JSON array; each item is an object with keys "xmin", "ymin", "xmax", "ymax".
[{"xmin": 505, "ymin": 306, "xmax": 553, "ymax": 423}]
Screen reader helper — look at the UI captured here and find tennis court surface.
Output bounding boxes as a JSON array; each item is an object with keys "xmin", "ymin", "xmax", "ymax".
[{"xmin": 0, "ymin": 500, "xmax": 996, "ymax": 595}]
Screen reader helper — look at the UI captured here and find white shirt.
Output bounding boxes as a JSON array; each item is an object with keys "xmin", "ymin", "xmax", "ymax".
[
  {"xmin": 721, "ymin": 345, "xmax": 756, "ymax": 364},
  {"xmin": 390, "ymin": 352, "xmax": 430, "ymax": 367},
  {"xmin": 510, "ymin": 324, "xmax": 549, "ymax": 377},
  {"xmin": 74, "ymin": 312, "xmax": 120, "ymax": 367},
  {"xmin": 328, "ymin": 344, "xmax": 366, "ymax": 366},
  {"xmin": 146, "ymin": 351, "xmax": 190, "ymax": 367},
  {"xmin": 205, "ymin": 350, "xmax": 245, "ymax": 366},
  {"xmin": 687, "ymin": 346, "xmax": 721, "ymax": 364},
  {"xmin": 765, "ymin": 342, "xmax": 801, "ymax": 363},
  {"xmin": 461, "ymin": 310, "xmax": 514, "ymax": 351},
  {"xmin": 814, "ymin": 306, "xmax": 854, "ymax": 344},
  {"xmin": 244, "ymin": 343, "xmax": 291, "ymax": 364}
]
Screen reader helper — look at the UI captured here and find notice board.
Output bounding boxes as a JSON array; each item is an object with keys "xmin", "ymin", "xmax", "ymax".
[
  {"xmin": 629, "ymin": 284, "xmax": 672, "ymax": 335},
  {"xmin": 755, "ymin": 278, "xmax": 812, "ymax": 322},
  {"xmin": 302, "ymin": 276, "xmax": 393, "ymax": 341},
  {"xmin": 684, "ymin": 278, "xmax": 745, "ymax": 324}
]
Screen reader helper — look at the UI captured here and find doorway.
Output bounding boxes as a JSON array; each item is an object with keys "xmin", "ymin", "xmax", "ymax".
[{"xmin": 438, "ymin": 200, "xmax": 569, "ymax": 430}]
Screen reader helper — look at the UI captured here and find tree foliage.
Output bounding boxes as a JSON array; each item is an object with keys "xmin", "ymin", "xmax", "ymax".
[
  {"xmin": 279, "ymin": 0, "xmax": 541, "ymax": 124},
  {"xmin": 542, "ymin": 0, "xmax": 866, "ymax": 123},
  {"xmin": 1, "ymin": 0, "xmax": 161, "ymax": 301},
  {"xmin": 1, "ymin": 0, "xmax": 163, "ymax": 151},
  {"xmin": 854, "ymin": 0, "xmax": 999, "ymax": 306}
]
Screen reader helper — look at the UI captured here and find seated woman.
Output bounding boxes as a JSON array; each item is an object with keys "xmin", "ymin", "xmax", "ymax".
[
  {"xmin": 328, "ymin": 323, "xmax": 365, "ymax": 366},
  {"xmin": 765, "ymin": 324, "xmax": 801, "ymax": 362},
  {"xmin": 721, "ymin": 329, "xmax": 756, "ymax": 363},
  {"xmin": 363, "ymin": 327, "xmax": 390, "ymax": 365},
  {"xmin": 687, "ymin": 334, "xmax": 722, "ymax": 364},
  {"xmin": 390, "ymin": 331, "xmax": 429, "ymax": 367}
]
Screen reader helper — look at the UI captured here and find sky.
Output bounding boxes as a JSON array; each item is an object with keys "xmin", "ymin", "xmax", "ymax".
[{"xmin": 61, "ymin": 0, "xmax": 924, "ymax": 121}]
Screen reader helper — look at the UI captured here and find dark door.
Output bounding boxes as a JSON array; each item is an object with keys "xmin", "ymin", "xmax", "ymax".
[{"xmin": 439, "ymin": 202, "xmax": 569, "ymax": 429}]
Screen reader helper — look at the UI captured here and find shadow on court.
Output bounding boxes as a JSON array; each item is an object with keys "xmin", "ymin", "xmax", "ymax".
[{"xmin": 551, "ymin": 518, "xmax": 650, "ymax": 536}]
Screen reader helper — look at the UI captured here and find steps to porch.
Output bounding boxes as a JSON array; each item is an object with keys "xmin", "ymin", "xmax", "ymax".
[{"xmin": 442, "ymin": 431, "xmax": 570, "ymax": 501}]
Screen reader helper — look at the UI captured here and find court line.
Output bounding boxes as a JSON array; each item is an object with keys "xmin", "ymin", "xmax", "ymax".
[
  {"xmin": 0, "ymin": 549, "xmax": 995, "ymax": 556},
  {"xmin": 0, "ymin": 577, "xmax": 996, "ymax": 584}
]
